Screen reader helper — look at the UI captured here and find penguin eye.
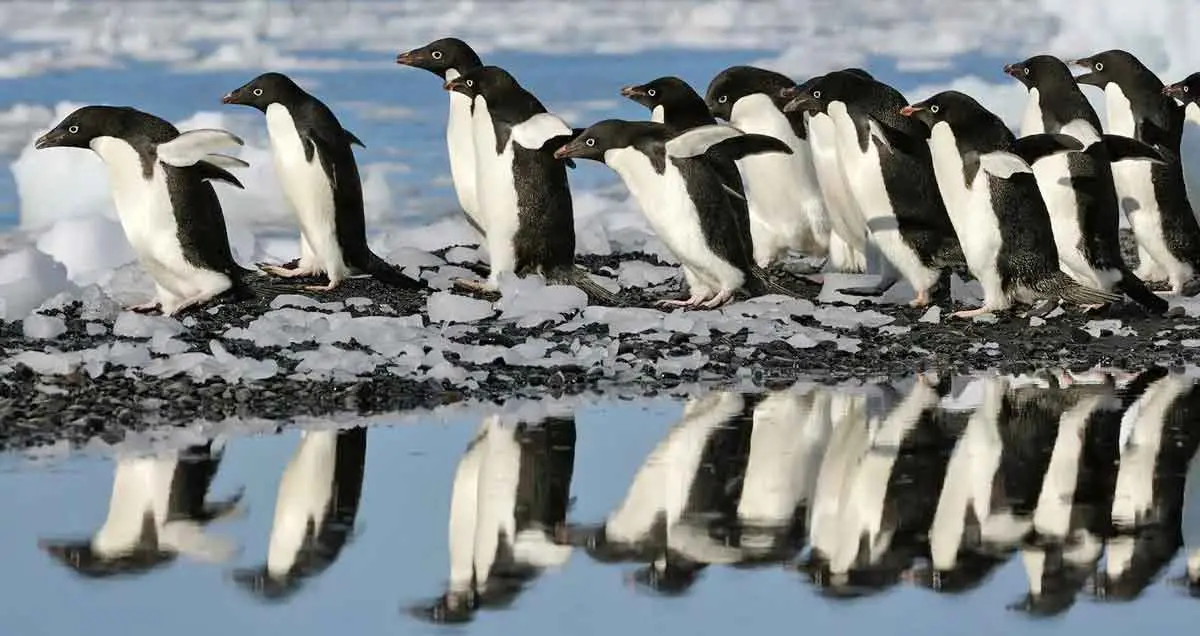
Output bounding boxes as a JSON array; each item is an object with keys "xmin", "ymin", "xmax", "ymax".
[
  {"xmin": 1185, "ymin": 86, "xmax": 1191, "ymax": 93},
  {"xmin": 585, "ymin": 138, "xmax": 596, "ymax": 147},
  {"xmin": 252, "ymin": 88, "xmax": 263, "ymax": 96},
  {"xmin": 647, "ymin": 88, "xmax": 657, "ymax": 97},
  {"xmin": 1095, "ymin": 62, "xmax": 1104, "ymax": 71},
  {"xmin": 431, "ymin": 51, "xmax": 443, "ymax": 60},
  {"xmin": 68, "ymin": 125, "xmax": 79, "ymax": 134},
  {"xmin": 930, "ymin": 104, "xmax": 940, "ymax": 114},
  {"xmin": 1023, "ymin": 67, "xmax": 1030, "ymax": 76},
  {"xmin": 813, "ymin": 90, "xmax": 821, "ymax": 99},
  {"xmin": 466, "ymin": 79, "xmax": 474, "ymax": 87},
  {"xmin": 718, "ymin": 95, "xmax": 728, "ymax": 104}
]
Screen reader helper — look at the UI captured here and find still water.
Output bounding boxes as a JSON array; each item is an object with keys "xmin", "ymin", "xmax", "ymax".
[{"xmin": 3, "ymin": 370, "xmax": 1200, "ymax": 635}]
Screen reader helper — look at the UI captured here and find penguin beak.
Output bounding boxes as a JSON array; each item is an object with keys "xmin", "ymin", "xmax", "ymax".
[
  {"xmin": 443, "ymin": 78, "xmax": 468, "ymax": 94},
  {"xmin": 779, "ymin": 85, "xmax": 800, "ymax": 100},
  {"xmin": 221, "ymin": 92, "xmax": 238, "ymax": 105},
  {"xmin": 1163, "ymin": 83, "xmax": 1186, "ymax": 99},
  {"xmin": 1069, "ymin": 58, "xmax": 1103, "ymax": 87},
  {"xmin": 899, "ymin": 105, "xmax": 922, "ymax": 116},
  {"xmin": 33, "ymin": 129, "xmax": 65, "ymax": 149},
  {"xmin": 395, "ymin": 51, "xmax": 418, "ymax": 66},
  {"xmin": 1002, "ymin": 63, "xmax": 1023, "ymax": 79},
  {"xmin": 552, "ymin": 143, "xmax": 576, "ymax": 160},
  {"xmin": 619, "ymin": 85, "xmax": 644, "ymax": 98}
]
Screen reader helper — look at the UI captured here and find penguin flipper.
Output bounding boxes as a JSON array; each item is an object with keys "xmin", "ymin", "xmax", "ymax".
[
  {"xmin": 1011, "ymin": 133, "xmax": 1084, "ymax": 164},
  {"xmin": 343, "ymin": 128, "xmax": 366, "ymax": 148},
  {"xmin": 511, "ymin": 113, "xmax": 573, "ymax": 150},
  {"xmin": 194, "ymin": 161, "xmax": 245, "ymax": 189},
  {"xmin": 664, "ymin": 124, "xmax": 745, "ymax": 158},
  {"xmin": 706, "ymin": 134, "xmax": 793, "ymax": 162},
  {"xmin": 201, "ymin": 153, "xmax": 250, "ymax": 169},
  {"xmin": 1101, "ymin": 134, "xmax": 1170, "ymax": 164},
  {"xmin": 157, "ymin": 129, "xmax": 245, "ymax": 167},
  {"xmin": 978, "ymin": 151, "xmax": 1035, "ymax": 179}
]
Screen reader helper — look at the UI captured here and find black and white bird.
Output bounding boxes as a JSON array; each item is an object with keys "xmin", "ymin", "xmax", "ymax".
[
  {"xmin": 396, "ymin": 38, "xmax": 487, "ymax": 238},
  {"xmin": 782, "ymin": 72, "xmax": 963, "ymax": 307},
  {"xmin": 554, "ymin": 120, "xmax": 799, "ymax": 308},
  {"xmin": 222, "ymin": 72, "xmax": 425, "ymax": 293},
  {"xmin": 35, "ymin": 106, "xmax": 254, "ymax": 316},
  {"xmin": 232, "ymin": 427, "xmax": 367, "ymax": 601},
  {"xmin": 1071, "ymin": 49, "xmax": 1200, "ymax": 296},
  {"xmin": 705, "ymin": 65, "xmax": 835, "ymax": 270},
  {"xmin": 1005, "ymin": 54, "xmax": 1169, "ymax": 314},
  {"xmin": 442, "ymin": 65, "xmax": 619, "ymax": 304},
  {"xmin": 40, "ymin": 442, "xmax": 243, "ymax": 578},
  {"xmin": 902, "ymin": 90, "xmax": 1123, "ymax": 318},
  {"xmin": 1163, "ymin": 72, "xmax": 1200, "ymax": 126}
]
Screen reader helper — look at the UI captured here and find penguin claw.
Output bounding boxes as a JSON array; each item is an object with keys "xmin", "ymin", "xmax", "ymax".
[
  {"xmin": 303, "ymin": 281, "xmax": 340, "ymax": 292},
  {"xmin": 699, "ymin": 290, "xmax": 735, "ymax": 309},
  {"xmin": 951, "ymin": 306, "xmax": 993, "ymax": 319}
]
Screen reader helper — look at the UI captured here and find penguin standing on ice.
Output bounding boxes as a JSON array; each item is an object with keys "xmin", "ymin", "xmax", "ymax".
[
  {"xmin": 782, "ymin": 72, "xmax": 963, "ymax": 307},
  {"xmin": 35, "ymin": 106, "xmax": 255, "ymax": 316},
  {"xmin": 222, "ymin": 72, "xmax": 425, "ymax": 293},
  {"xmin": 1005, "ymin": 55, "xmax": 1169, "ymax": 314},
  {"xmin": 395, "ymin": 38, "xmax": 486, "ymax": 237},
  {"xmin": 902, "ymin": 90, "xmax": 1122, "ymax": 318},
  {"xmin": 443, "ymin": 65, "xmax": 619, "ymax": 304},
  {"xmin": 40, "ymin": 442, "xmax": 243, "ymax": 578},
  {"xmin": 554, "ymin": 120, "xmax": 799, "ymax": 308},
  {"xmin": 1071, "ymin": 49, "xmax": 1200, "ymax": 295},
  {"xmin": 704, "ymin": 65, "xmax": 837, "ymax": 270}
]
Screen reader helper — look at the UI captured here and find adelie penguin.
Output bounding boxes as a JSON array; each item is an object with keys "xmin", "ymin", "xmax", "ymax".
[
  {"xmin": 222, "ymin": 72, "xmax": 425, "ymax": 293},
  {"xmin": 1005, "ymin": 54, "xmax": 1170, "ymax": 314},
  {"xmin": 554, "ymin": 120, "xmax": 801, "ymax": 308},
  {"xmin": 704, "ymin": 65, "xmax": 838, "ymax": 270},
  {"xmin": 1071, "ymin": 49, "xmax": 1200, "ymax": 296},
  {"xmin": 1163, "ymin": 72, "xmax": 1200, "ymax": 127},
  {"xmin": 443, "ymin": 65, "xmax": 620, "ymax": 305},
  {"xmin": 902, "ymin": 90, "xmax": 1123, "ymax": 318},
  {"xmin": 782, "ymin": 71, "xmax": 963, "ymax": 307},
  {"xmin": 395, "ymin": 37, "xmax": 486, "ymax": 239},
  {"xmin": 34, "ymin": 106, "xmax": 258, "ymax": 316}
]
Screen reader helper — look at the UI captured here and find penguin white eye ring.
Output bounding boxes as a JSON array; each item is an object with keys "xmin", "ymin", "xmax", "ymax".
[
  {"xmin": 432, "ymin": 51, "xmax": 443, "ymax": 59},
  {"xmin": 930, "ymin": 104, "xmax": 940, "ymax": 113},
  {"xmin": 466, "ymin": 79, "xmax": 474, "ymax": 87},
  {"xmin": 68, "ymin": 125, "xmax": 78, "ymax": 134},
  {"xmin": 1023, "ymin": 67, "xmax": 1030, "ymax": 75},
  {"xmin": 1094, "ymin": 62, "xmax": 1104, "ymax": 71},
  {"xmin": 647, "ymin": 89, "xmax": 657, "ymax": 97},
  {"xmin": 718, "ymin": 95, "xmax": 727, "ymax": 103},
  {"xmin": 1185, "ymin": 86, "xmax": 1191, "ymax": 93},
  {"xmin": 813, "ymin": 90, "xmax": 821, "ymax": 99},
  {"xmin": 585, "ymin": 138, "xmax": 596, "ymax": 147},
  {"xmin": 252, "ymin": 88, "xmax": 263, "ymax": 96}
]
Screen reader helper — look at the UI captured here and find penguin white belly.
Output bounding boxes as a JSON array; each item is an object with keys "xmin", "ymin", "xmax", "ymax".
[
  {"xmin": 959, "ymin": 171, "xmax": 1008, "ymax": 308},
  {"xmin": 446, "ymin": 90, "xmax": 482, "ymax": 234},
  {"xmin": 1031, "ymin": 396, "xmax": 1099, "ymax": 539},
  {"xmin": 1105, "ymin": 84, "xmax": 1178, "ymax": 281},
  {"xmin": 1111, "ymin": 376, "xmax": 1184, "ymax": 529},
  {"xmin": 266, "ymin": 430, "xmax": 337, "ymax": 577},
  {"xmin": 471, "ymin": 100, "xmax": 520, "ymax": 284},
  {"xmin": 1032, "ymin": 153, "xmax": 1101, "ymax": 286},
  {"xmin": 661, "ymin": 393, "xmax": 743, "ymax": 528},
  {"xmin": 831, "ymin": 106, "xmax": 938, "ymax": 293},
  {"xmin": 1187, "ymin": 102, "xmax": 1200, "ymax": 127},
  {"xmin": 446, "ymin": 424, "xmax": 487, "ymax": 591},
  {"xmin": 605, "ymin": 148, "xmax": 743, "ymax": 292},
  {"xmin": 808, "ymin": 114, "xmax": 868, "ymax": 254},
  {"xmin": 472, "ymin": 417, "xmax": 522, "ymax": 584},
  {"xmin": 737, "ymin": 392, "xmax": 829, "ymax": 525},
  {"xmin": 265, "ymin": 104, "xmax": 348, "ymax": 281},
  {"xmin": 91, "ymin": 137, "xmax": 229, "ymax": 311},
  {"xmin": 808, "ymin": 397, "xmax": 871, "ymax": 555},
  {"xmin": 730, "ymin": 94, "xmax": 828, "ymax": 265},
  {"xmin": 92, "ymin": 456, "xmax": 175, "ymax": 556}
]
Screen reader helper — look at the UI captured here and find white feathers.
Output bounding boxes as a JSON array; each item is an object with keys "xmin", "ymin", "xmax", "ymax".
[
  {"xmin": 470, "ymin": 97, "xmax": 521, "ymax": 285},
  {"xmin": 510, "ymin": 112, "xmax": 573, "ymax": 150},
  {"xmin": 266, "ymin": 430, "xmax": 338, "ymax": 576},
  {"xmin": 663, "ymin": 123, "xmax": 744, "ymax": 158},
  {"xmin": 156, "ymin": 128, "xmax": 246, "ymax": 168},
  {"xmin": 1059, "ymin": 118, "xmax": 1102, "ymax": 149},
  {"xmin": 446, "ymin": 88, "xmax": 482, "ymax": 234},
  {"xmin": 1187, "ymin": 102, "xmax": 1200, "ymax": 127},
  {"xmin": 978, "ymin": 151, "xmax": 1033, "ymax": 179}
]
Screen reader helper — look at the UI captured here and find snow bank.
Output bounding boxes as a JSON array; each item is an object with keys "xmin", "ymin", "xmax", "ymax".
[{"xmin": 0, "ymin": 246, "xmax": 76, "ymax": 319}]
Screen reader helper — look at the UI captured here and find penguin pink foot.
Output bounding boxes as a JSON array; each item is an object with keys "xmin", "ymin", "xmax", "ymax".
[
  {"xmin": 699, "ymin": 289, "xmax": 735, "ymax": 309},
  {"xmin": 950, "ymin": 306, "xmax": 993, "ymax": 319},
  {"xmin": 304, "ymin": 281, "xmax": 341, "ymax": 293},
  {"xmin": 908, "ymin": 289, "xmax": 931, "ymax": 307},
  {"xmin": 657, "ymin": 291, "xmax": 708, "ymax": 309},
  {"xmin": 258, "ymin": 263, "xmax": 316, "ymax": 278}
]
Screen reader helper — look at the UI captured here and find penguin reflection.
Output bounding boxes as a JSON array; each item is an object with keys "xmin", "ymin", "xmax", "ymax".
[
  {"xmin": 40, "ymin": 441, "xmax": 242, "ymax": 579},
  {"xmin": 1094, "ymin": 372, "xmax": 1200, "ymax": 601},
  {"xmin": 233, "ymin": 427, "xmax": 367, "ymax": 601},
  {"xmin": 413, "ymin": 415, "xmax": 576, "ymax": 624}
]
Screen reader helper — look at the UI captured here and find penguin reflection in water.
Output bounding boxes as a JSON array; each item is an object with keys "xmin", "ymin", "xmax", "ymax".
[
  {"xmin": 40, "ymin": 442, "xmax": 243, "ymax": 578},
  {"xmin": 35, "ymin": 106, "xmax": 258, "ymax": 316},
  {"xmin": 555, "ymin": 121, "xmax": 803, "ymax": 308},
  {"xmin": 222, "ymin": 73, "xmax": 425, "ymax": 293},
  {"xmin": 233, "ymin": 427, "xmax": 367, "ymax": 600},
  {"xmin": 442, "ymin": 65, "xmax": 620, "ymax": 304},
  {"xmin": 411, "ymin": 416, "xmax": 576, "ymax": 624},
  {"xmin": 901, "ymin": 91, "xmax": 1123, "ymax": 318}
]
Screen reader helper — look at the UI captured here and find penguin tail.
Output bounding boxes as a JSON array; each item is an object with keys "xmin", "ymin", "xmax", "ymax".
[
  {"xmin": 1114, "ymin": 266, "xmax": 1169, "ymax": 314},
  {"xmin": 549, "ymin": 267, "xmax": 626, "ymax": 307},
  {"xmin": 359, "ymin": 252, "xmax": 427, "ymax": 290},
  {"xmin": 750, "ymin": 266, "xmax": 817, "ymax": 299},
  {"xmin": 1036, "ymin": 273, "xmax": 1123, "ymax": 306}
]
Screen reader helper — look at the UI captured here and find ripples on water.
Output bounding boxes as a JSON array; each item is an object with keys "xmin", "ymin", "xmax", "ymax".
[{"xmin": 22, "ymin": 368, "xmax": 1200, "ymax": 626}]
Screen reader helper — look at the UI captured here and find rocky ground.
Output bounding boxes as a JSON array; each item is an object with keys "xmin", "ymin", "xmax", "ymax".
[{"xmin": 2, "ymin": 232, "xmax": 1198, "ymax": 451}]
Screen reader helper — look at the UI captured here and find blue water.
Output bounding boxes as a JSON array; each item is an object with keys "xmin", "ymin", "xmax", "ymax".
[{"xmin": 3, "ymin": 373, "xmax": 1199, "ymax": 635}]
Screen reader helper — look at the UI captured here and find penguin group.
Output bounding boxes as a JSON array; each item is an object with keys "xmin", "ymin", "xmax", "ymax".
[{"xmin": 32, "ymin": 44, "xmax": 1200, "ymax": 322}]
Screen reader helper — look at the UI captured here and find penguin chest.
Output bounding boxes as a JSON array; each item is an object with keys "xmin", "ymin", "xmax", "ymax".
[
  {"xmin": 808, "ymin": 115, "xmax": 866, "ymax": 242},
  {"xmin": 446, "ymin": 92, "xmax": 480, "ymax": 222},
  {"xmin": 729, "ymin": 95, "xmax": 820, "ymax": 232},
  {"xmin": 264, "ymin": 105, "xmax": 337, "ymax": 240},
  {"xmin": 470, "ymin": 100, "xmax": 520, "ymax": 237},
  {"xmin": 959, "ymin": 173, "xmax": 1005, "ymax": 277},
  {"xmin": 604, "ymin": 149, "xmax": 711, "ymax": 268},
  {"xmin": 829, "ymin": 106, "xmax": 894, "ymax": 223},
  {"xmin": 90, "ymin": 138, "xmax": 182, "ymax": 272}
]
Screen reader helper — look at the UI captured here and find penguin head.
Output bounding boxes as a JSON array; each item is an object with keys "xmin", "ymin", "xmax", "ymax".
[
  {"xmin": 553, "ymin": 119, "xmax": 653, "ymax": 164},
  {"xmin": 781, "ymin": 69, "xmax": 872, "ymax": 116},
  {"xmin": 778, "ymin": 75, "xmax": 823, "ymax": 115},
  {"xmin": 222, "ymin": 72, "xmax": 304, "ymax": 112},
  {"xmin": 704, "ymin": 65, "xmax": 796, "ymax": 121},
  {"xmin": 34, "ymin": 105, "xmax": 155, "ymax": 150},
  {"xmin": 619, "ymin": 76, "xmax": 699, "ymax": 112},
  {"xmin": 396, "ymin": 37, "xmax": 482, "ymax": 80},
  {"xmin": 901, "ymin": 90, "xmax": 1000, "ymax": 137},
  {"xmin": 1163, "ymin": 72, "xmax": 1200, "ymax": 105},
  {"xmin": 1070, "ymin": 49, "xmax": 1146, "ymax": 89},
  {"xmin": 442, "ymin": 65, "xmax": 518, "ymax": 102},
  {"xmin": 1004, "ymin": 54, "xmax": 1075, "ymax": 91}
]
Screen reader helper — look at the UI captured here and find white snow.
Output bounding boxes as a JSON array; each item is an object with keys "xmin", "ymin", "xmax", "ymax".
[
  {"xmin": 427, "ymin": 291, "xmax": 494, "ymax": 324},
  {"xmin": 111, "ymin": 312, "xmax": 183, "ymax": 339},
  {"xmin": 22, "ymin": 313, "xmax": 65, "ymax": 339},
  {"xmin": 0, "ymin": 246, "xmax": 77, "ymax": 320}
]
